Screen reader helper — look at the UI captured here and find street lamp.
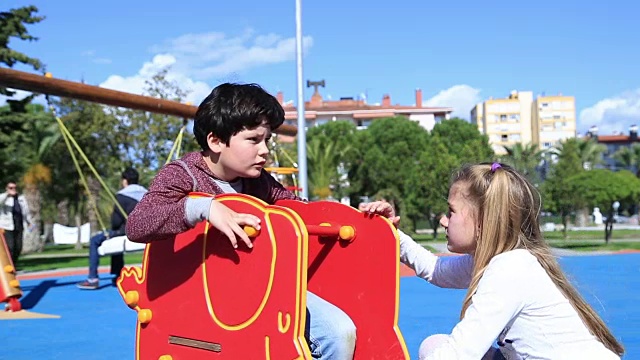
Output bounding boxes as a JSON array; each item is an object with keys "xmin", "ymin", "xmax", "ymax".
[{"xmin": 612, "ymin": 201, "xmax": 620, "ymax": 222}]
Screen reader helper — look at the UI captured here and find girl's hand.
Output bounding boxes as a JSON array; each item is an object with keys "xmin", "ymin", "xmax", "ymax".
[{"xmin": 358, "ymin": 201, "xmax": 400, "ymax": 227}]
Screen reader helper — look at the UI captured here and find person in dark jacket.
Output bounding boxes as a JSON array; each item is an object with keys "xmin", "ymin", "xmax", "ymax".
[{"xmin": 77, "ymin": 167, "xmax": 147, "ymax": 290}]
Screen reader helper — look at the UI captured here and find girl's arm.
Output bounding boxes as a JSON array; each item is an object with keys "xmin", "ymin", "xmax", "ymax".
[
  {"xmin": 398, "ymin": 230, "xmax": 473, "ymax": 289},
  {"xmin": 422, "ymin": 253, "xmax": 527, "ymax": 359}
]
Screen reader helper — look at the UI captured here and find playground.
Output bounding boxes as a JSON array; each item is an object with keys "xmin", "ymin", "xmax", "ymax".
[
  {"xmin": 3, "ymin": 238, "xmax": 639, "ymax": 359},
  {"xmin": 0, "ymin": 68, "xmax": 637, "ymax": 359}
]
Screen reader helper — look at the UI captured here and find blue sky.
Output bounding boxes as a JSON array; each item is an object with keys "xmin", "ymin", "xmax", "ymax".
[{"xmin": 4, "ymin": 0, "xmax": 640, "ymax": 135}]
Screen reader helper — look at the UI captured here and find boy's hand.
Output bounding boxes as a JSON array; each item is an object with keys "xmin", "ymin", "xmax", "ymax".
[
  {"xmin": 208, "ymin": 200, "xmax": 261, "ymax": 249},
  {"xmin": 358, "ymin": 201, "xmax": 400, "ymax": 227}
]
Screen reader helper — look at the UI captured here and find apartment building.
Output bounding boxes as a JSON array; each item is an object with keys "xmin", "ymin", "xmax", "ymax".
[
  {"xmin": 276, "ymin": 81, "xmax": 453, "ymax": 143},
  {"xmin": 471, "ymin": 91, "xmax": 576, "ymax": 154}
]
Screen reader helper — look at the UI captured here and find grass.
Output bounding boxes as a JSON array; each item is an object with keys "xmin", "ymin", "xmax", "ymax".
[
  {"xmin": 17, "ymin": 245, "xmax": 144, "ymax": 273},
  {"xmin": 549, "ymin": 241, "xmax": 640, "ymax": 252},
  {"xmin": 413, "ymin": 229, "xmax": 640, "ymax": 242},
  {"xmin": 15, "ymin": 229, "xmax": 639, "ymax": 273}
]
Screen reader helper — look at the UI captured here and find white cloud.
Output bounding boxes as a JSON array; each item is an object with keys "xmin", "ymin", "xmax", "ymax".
[
  {"xmin": 149, "ymin": 28, "xmax": 313, "ymax": 79},
  {"xmin": 100, "ymin": 54, "xmax": 212, "ymax": 105},
  {"xmin": 99, "ymin": 29, "xmax": 314, "ymax": 105},
  {"xmin": 423, "ymin": 84, "xmax": 481, "ymax": 119},
  {"xmin": 579, "ymin": 89, "xmax": 640, "ymax": 135}
]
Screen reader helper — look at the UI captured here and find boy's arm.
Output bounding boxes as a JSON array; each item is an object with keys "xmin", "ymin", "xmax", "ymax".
[{"xmin": 126, "ymin": 163, "xmax": 199, "ymax": 243}]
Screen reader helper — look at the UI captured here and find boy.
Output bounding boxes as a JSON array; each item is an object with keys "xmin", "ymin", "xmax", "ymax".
[
  {"xmin": 77, "ymin": 167, "xmax": 147, "ymax": 289},
  {"xmin": 126, "ymin": 83, "xmax": 356, "ymax": 359}
]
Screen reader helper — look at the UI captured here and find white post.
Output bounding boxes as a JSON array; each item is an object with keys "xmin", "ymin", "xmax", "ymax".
[{"xmin": 295, "ymin": 0, "xmax": 308, "ymax": 200}]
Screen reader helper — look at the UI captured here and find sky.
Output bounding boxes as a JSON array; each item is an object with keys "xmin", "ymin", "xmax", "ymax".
[{"xmin": 3, "ymin": 0, "xmax": 640, "ymax": 135}]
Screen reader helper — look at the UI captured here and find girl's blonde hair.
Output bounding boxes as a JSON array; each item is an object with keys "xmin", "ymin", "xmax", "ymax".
[{"xmin": 453, "ymin": 162, "xmax": 623, "ymax": 356}]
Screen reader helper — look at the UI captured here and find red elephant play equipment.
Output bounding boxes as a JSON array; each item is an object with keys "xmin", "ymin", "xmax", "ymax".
[
  {"xmin": 117, "ymin": 193, "xmax": 409, "ymax": 359},
  {"xmin": 0, "ymin": 229, "xmax": 22, "ymax": 312}
]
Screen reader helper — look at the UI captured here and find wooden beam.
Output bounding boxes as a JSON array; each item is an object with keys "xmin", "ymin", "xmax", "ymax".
[{"xmin": 0, "ymin": 67, "xmax": 297, "ymax": 136}]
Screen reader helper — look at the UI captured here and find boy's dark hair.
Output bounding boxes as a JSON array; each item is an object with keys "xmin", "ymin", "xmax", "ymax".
[
  {"xmin": 193, "ymin": 83, "xmax": 285, "ymax": 149},
  {"xmin": 121, "ymin": 167, "xmax": 139, "ymax": 185}
]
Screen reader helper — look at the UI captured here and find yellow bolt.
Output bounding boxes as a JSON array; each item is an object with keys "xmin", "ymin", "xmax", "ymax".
[
  {"xmin": 244, "ymin": 225, "xmax": 260, "ymax": 238},
  {"xmin": 339, "ymin": 226, "xmax": 356, "ymax": 242},
  {"xmin": 9, "ymin": 279, "xmax": 20, "ymax": 288},
  {"xmin": 158, "ymin": 356, "xmax": 173, "ymax": 360},
  {"xmin": 44, "ymin": 72, "xmax": 53, "ymax": 78},
  {"xmin": 138, "ymin": 309, "xmax": 153, "ymax": 324},
  {"xmin": 4, "ymin": 265, "xmax": 15, "ymax": 273},
  {"xmin": 124, "ymin": 291, "xmax": 139, "ymax": 307}
]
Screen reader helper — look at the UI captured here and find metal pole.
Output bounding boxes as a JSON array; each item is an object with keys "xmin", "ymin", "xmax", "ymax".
[{"xmin": 295, "ymin": 0, "xmax": 308, "ymax": 200}]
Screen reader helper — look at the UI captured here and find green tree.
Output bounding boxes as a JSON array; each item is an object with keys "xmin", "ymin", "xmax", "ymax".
[
  {"xmin": 43, "ymin": 98, "xmax": 125, "ymax": 246},
  {"xmin": 542, "ymin": 139, "xmax": 584, "ymax": 238},
  {"xmin": 430, "ymin": 117, "xmax": 495, "ymax": 164},
  {"xmin": 501, "ymin": 143, "xmax": 545, "ymax": 184},
  {"xmin": 0, "ymin": 5, "xmax": 45, "ymax": 95},
  {"xmin": 612, "ymin": 143, "xmax": 640, "ymax": 175},
  {"xmin": 110, "ymin": 67, "xmax": 194, "ymax": 179},
  {"xmin": 306, "ymin": 121, "xmax": 357, "ymax": 200},
  {"xmin": 568, "ymin": 169, "xmax": 640, "ymax": 242},
  {"xmin": 348, "ymin": 117, "xmax": 430, "ymax": 231},
  {"xmin": 410, "ymin": 136, "xmax": 460, "ymax": 238}
]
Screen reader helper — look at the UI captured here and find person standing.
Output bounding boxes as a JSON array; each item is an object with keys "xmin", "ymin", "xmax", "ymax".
[{"xmin": 0, "ymin": 181, "xmax": 33, "ymax": 265}]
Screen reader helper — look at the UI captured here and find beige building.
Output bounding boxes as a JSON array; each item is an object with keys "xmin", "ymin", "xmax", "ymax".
[
  {"xmin": 471, "ymin": 91, "xmax": 576, "ymax": 154},
  {"xmin": 277, "ymin": 83, "xmax": 453, "ymax": 142}
]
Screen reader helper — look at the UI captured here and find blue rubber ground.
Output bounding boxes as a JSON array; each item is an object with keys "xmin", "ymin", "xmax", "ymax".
[{"xmin": 3, "ymin": 254, "xmax": 638, "ymax": 359}]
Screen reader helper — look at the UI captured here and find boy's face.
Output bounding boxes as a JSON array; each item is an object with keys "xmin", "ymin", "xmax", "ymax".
[{"xmin": 212, "ymin": 123, "xmax": 271, "ymax": 181}]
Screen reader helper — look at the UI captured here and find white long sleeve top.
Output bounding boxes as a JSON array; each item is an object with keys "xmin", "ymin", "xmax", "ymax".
[{"xmin": 398, "ymin": 231, "xmax": 620, "ymax": 360}]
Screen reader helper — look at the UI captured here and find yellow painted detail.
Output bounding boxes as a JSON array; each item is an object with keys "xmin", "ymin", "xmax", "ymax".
[
  {"xmin": 278, "ymin": 311, "xmax": 291, "ymax": 333},
  {"xmin": 203, "ymin": 196, "xmax": 276, "ymax": 331},
  {"xmin": 265, "ymin": 336, "xmax": 272, "ymax": 360}
]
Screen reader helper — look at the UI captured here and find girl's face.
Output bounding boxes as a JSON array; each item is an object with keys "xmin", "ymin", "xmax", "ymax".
[{"xmin": 439, "ymin": 182, "xmax": 478, "ymax": 255}]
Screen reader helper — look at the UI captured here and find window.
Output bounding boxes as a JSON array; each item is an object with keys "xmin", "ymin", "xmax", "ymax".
[
  {"xmin": 500, "ymin": 114, "xmax": 507, "ymax": 122},
  {"xmin": 501, "ymin": 134, "xmax": 508, "ymax": 142}
]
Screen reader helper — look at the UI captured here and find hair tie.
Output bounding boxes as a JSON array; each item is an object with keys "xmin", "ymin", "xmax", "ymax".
[{"xmin": 491, "ymin": 162, "xmax": 502, "ymax": 173}]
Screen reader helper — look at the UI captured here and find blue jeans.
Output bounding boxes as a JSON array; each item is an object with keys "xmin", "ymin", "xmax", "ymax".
[
  {"xmin": 88, "ymin": 231, "xmax": 123, "ymax": 280},
  {"xmin": 306, "ymin": 291, "xmax": 356, "ymax": 359}
]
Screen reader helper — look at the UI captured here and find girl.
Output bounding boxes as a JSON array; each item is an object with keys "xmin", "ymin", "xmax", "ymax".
[{"xmin": 360, "ymin": 162, "xmax": 623, "ymax": 360}]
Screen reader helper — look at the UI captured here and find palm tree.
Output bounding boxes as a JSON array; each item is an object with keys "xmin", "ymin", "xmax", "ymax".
[
  {"xmin": 613, "ymin": 143, "xmax": 640, "ymax": 175},
  {"xmin": 306, "ymin": 137, "xmax": 352, "ymax": 200},
  {"xmin": 20, "ymin": 103, "xmax": 59, "ymax": 253},
  {"xmin": 501, "ymin": 143, "xmax": 545, "ymax": 183},
  {"xmin": 551, "ymin": 138, "xmax": 606, "ymax": 170}
]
